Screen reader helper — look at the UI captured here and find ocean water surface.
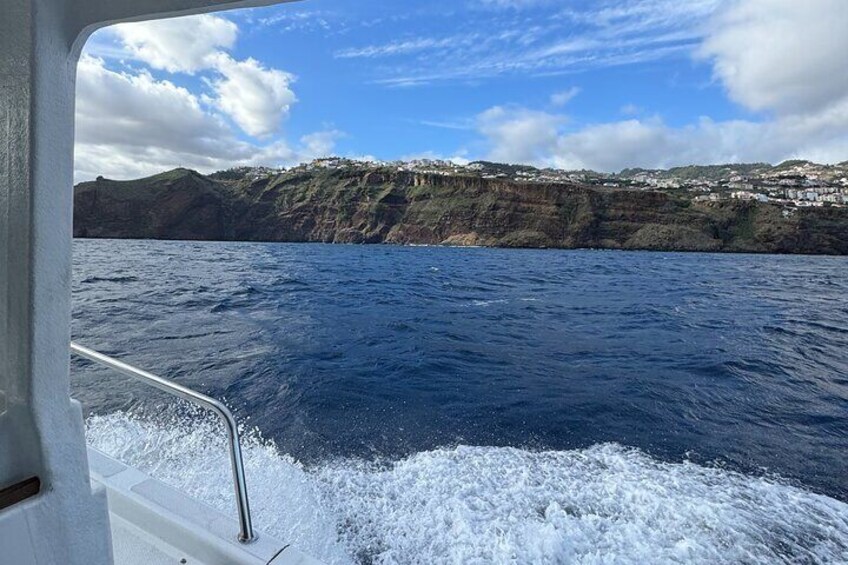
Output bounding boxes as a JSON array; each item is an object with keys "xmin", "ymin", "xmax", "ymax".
[{"xmin": 72, "ymin": 240, "xmax": 848, "ymax": 564}]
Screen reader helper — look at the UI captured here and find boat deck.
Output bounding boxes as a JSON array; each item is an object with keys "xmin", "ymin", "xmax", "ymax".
[{"xmin": 88, "ymin": 448, "xmax": 321, "ymax": 565}]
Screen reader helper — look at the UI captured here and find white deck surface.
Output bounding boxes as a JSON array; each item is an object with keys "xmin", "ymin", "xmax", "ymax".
[
  {"xmin": 111, "ymin": 514, "xmax": 186, "ymax": 563},
  {"xmin": 88, "ymin": 448, "xmax": 322, "ymax": 565}
]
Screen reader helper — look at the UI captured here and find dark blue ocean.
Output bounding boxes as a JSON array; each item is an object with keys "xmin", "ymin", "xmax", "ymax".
[{"xmin": 73, "ymin": 240, "xmax": 848, "ymax": 564}]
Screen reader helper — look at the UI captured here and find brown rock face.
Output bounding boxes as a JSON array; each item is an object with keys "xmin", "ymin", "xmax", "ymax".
[
  {"xmin": 73, "ymin": 169, "xmax": 233, "ymax": 240},
  {"xmin": 73, "ymin": 167, "xmax": 848, "ymax": 255}
]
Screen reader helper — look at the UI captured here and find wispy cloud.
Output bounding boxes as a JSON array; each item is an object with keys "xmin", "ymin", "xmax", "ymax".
[
  {"xmin": 336, "ymin": 37, "xmax": 470, "ymax": 59},
  {"xmin": 451, "ymin": 0, "xmax": 848, "ymax": 172},
  {"xmin": 473, "ymin": 0, "xmax": 557, "ymax": 10},
  {"xmin": 254, "ymin": 9, "xmax": 335, "ymax": 33},
  {"xmin": 419, "ymin": 119, "xmax": 475, "ymax": 131},
  {"xmin": 336, "ymin": 0, "xmax": 723, "ymax": 86},
  {"xmin": 550, "ymin": 87, "xmax": 581, "ymax": 107}
]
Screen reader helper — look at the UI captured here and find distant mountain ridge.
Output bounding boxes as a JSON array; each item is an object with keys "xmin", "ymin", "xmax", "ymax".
[{"xmin": 74, "ymin": 163, "xmax": 848, "ymax": 255}]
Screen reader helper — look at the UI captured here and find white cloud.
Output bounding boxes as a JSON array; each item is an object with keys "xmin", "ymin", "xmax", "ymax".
[
  {"xmin": 343, "ymin": 1, "xmax": 722, "ymax": 86},
  {"xmin": 74, "ymin": 13, "xmax": 330, "ymax": 181},
  {"xmin": 300, "ymin": 130, "xmax": 344, "ymax": 157},
  {"xmin": 551, "ymin": 118, "xmax": 680, "ymax": 171},
  {"xmin": 208, "ymin": 54, "xmax": 297, "ymax": 138},
  {"xmin": 74, "ymin": 56, "xmax": 335, "ymax": 181},
  {"xmin": 113, "ymin": 14, "xmax": 238, "ymax": 74},
  {"xmin": 469, "ymin": 0, "xmax": 848, "ymax": 171},
  {"xmin": 475, "ymin": 0, "xmax": 554, "ymax": 9},
  {"xmin": 400, "ymin": 150, "xmax": 471, "ymax": 165},
  {"xmin": 336, "ymin": 37, "xmax": 465, "ymax": 59},
  {"xmin": 550, "ymin": 87, "xmax": 581, "ymax": 107},
  {"xmin": 75, "ymin": 0, "xmax": 848, "ymax": 180},
  {"xmin": 698, "ymin": 0, "xmax": 848, "ymax": 115},
  {"xmin": 109, "ymin": 14, "xmax": 297, "ymax": 139},
  {"xmin": 256, "ymin": 9, "xmax": 333, "ymax": 33},
  {"xmin": 473, "ymin": 101, "xmax": 848, "ymax": 172},
  {"xmin": 75, "ymin": 56, "xmax": 240, "ymax": 162},
  {"xmin": 477, "ymin": 106, "xmax": 566, "ymax": 165},
  {"xmin": 419, "ymin": 119, "xmax": 474, "ymax": 131}
]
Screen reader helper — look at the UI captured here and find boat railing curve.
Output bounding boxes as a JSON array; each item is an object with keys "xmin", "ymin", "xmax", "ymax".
[{"xmin": 70, "ymin": 342, "xmax": 256, "ymax": 543}]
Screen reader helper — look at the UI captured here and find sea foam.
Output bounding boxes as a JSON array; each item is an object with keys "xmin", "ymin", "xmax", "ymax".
[{"xmin": 86, "ymin": 411, "xmax": 848, "ymax": 565}]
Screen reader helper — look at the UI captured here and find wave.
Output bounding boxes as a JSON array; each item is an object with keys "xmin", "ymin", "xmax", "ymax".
[
  {"xmin": 80, "ymin": 275, "xmax": 140, "ymax": 284},
  {"xmin": 85, "ymin": 411, "xmax": 848, "ymax": 565},
  {"xmin": 471, "ymin": 299, "xmax": 509, "ymax": 307}
]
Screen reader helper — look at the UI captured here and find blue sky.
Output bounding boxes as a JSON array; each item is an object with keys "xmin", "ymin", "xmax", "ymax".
[{"xmin": 75, "ymin": 0, "xmax": 848, "ymax": 181}]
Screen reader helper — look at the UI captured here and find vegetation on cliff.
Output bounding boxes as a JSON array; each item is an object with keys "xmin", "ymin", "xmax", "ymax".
[{"xmin": 73, "ymin": 166, "xmax": 848, "ymax": 254}]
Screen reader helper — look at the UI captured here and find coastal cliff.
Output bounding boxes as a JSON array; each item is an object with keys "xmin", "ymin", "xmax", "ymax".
[{"xmin": 73, "ymin": 167, "xmax": 848, "ymax": 254}]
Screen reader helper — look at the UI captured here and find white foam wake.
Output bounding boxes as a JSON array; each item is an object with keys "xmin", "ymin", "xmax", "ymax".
[{"xmin": 86, "ymin": 411, "xmax": 848, "ymax": 565}]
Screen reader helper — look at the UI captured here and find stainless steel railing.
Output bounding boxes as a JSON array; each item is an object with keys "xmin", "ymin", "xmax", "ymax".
[{"xmin": 70, "ymin": 342, "xmax": 256, "ymax": 543}]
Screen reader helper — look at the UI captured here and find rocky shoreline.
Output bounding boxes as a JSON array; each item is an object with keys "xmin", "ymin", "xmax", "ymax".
[{"xmin": 74, "ymin": 166, "xmax": 848, "ymax": 255}]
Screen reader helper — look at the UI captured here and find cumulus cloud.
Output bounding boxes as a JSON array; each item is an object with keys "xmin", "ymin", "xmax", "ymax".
[
  {"xmin": 477, "ymin": 106, "xmax": 566, "ymax": 164},
  {"xmin": 400, "ymin": 150, "xmax": 471, "ymax": 165},
  {"xmin": 113, "ymin": 14, "xmax": 238, "ymax": 74},
  {"xmin": 75, "ymin": 56, "xmax": 244, "ymax": 173},
  {"xmin": 208, "ymin": 54, "xmax": 297, "ymax": 138},
  {"xmin": 474, "ymin": 106, "xmax": 678, "ymax": 170},
  {"xmin": 474, "ymin": 101, "xmax": 848, "ymax": 172},
  {"xmin": 472, "ymin": 0, "xmax": 848, "ymax": 171},
  {"xmin": 74, "ymin": 56, "xmax": 335, "ymax": 181},
  {"xmin": 74, "ymin": 13, "xmax": 332, "ymax": 181},
  {"xmin": 109, "ymin": 15, "xmax": 296, "ymax": 139},
  {"xmin": 698, "ymin": 0, "xmax": 848, "ymax": 115}
]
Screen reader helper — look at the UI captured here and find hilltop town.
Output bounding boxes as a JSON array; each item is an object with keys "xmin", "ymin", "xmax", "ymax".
[
  {"xmin": 214, "ymin": 157, "xmax": 848, "ymax": 213},
  {"xmin": 76, "ymin": 157, "xmax": 848, "ymax": 255}
]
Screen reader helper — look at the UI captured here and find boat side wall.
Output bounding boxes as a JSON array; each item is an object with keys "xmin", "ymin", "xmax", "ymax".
[
  {"xmin": 0, "ymin": 1, "xmax": 297, "ymax": 563},
  {"xmin": 0, "ymin": 1, "xmax": 114, "ymax": 563}
]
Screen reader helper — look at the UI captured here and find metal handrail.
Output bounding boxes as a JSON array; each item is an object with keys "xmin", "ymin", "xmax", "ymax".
[{"xmin": 70, "ymin": 342, "xmax": 256, "ymax": 543}]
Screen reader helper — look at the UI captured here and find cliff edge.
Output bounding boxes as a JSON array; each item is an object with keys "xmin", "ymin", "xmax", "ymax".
[{"xmin": 73, "ymin": 166, "xmax": 848, "ymax": 255}]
